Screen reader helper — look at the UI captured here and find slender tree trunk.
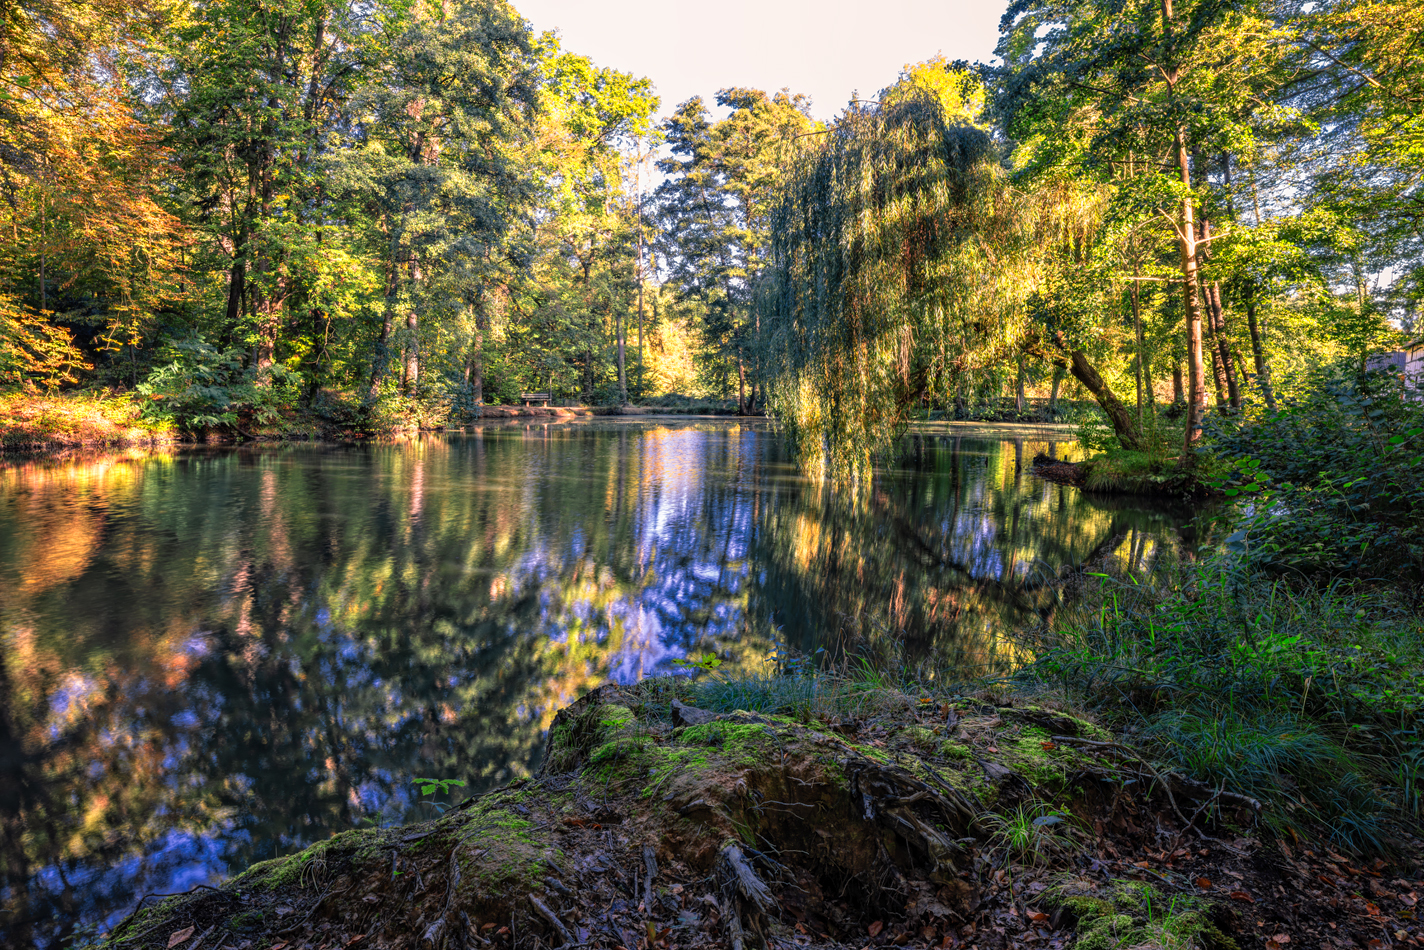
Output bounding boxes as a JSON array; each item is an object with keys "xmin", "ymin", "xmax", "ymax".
[
  {"xmin": 469, "ymin": 301, "xmax": 486, "ymax": 408},
  {"xmin": 1164, "ymin": 0, "xmax": 1208, "ymax": 451},
  {"xmin": 1174, "ymin": 130, "xmax": 1209, "ymax": 449},
  {"xmin": 1131, "ymin": 259, "xmax": 1144, "ymax": 423},
  {"xmin": 38, "ymin": 189, "xmax": 46, "ymax": 314},
  {"xmin": 1196, "ymin": 210, "xmax": 1241, "ymax": 410},
  {"xmin": 1245, "ymin": 288, "xmax": 1275, "ymax": 410},
  {"xmin": 636, "ymin": 195, "xmax": 645, "ymax": 397},
  {"xmin": 1048, "ymin": 365, "xmax": 1064, "ymax": 418},
  {"xmin": 254, "ymin": 278, "xmax": 280, "ymax": 373},
  {"xmin": 1015, "ymin": 357, "xmax": 1026, "ymax": 413},
  {"xmin": 1207, "ymin": 346, "xmax": 1227, "ymax": 408},
  {"xmin": 616, "ymin": 306, "xmax": 627, "ymax": 406},
  {"xmin": 1172, "ymin": 361, "xmax": 1184, "ymax": 403},
  {"xmin": 737, "ymin": 351, "xmax": 747, "ymax": 415},
  {"xmin": 1207, "ymin": 282, "xmax": 1240, "ymax": 408},
  {"xmin": 368, "ymin": 230, "xmax": 400, "ymax": 400},
  {"xmin": 1143, "ymin": 349, "xmax": 1156, "ymax": 409},
  {"xmin": 227, "ymin": 233, "xmax": 247, "ymax": 328},
  {"xmin": 402, "ymin": 254, "xmax": 421, "ymax": 395}
]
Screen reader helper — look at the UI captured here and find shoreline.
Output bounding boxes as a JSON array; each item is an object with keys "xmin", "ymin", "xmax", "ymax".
[
  {"xmin": 98, "ymin": 676, "xmax": 1422, "ymax": 950},
  {"xmin": 1, "ymin": 410, "xmax": 1086, "ymax": 456}
]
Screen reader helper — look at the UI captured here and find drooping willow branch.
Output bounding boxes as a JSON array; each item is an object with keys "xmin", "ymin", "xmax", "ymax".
[{"xmin": 758, "ymin": 93, "xmax": 1040, "ymax": 483}]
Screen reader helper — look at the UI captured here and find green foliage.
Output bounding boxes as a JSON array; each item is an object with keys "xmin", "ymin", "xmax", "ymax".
[
  {"xmin": 413, "ymin": 777, "xmax": 468, "ymax": 797},
  {"xmin": 1208, "ymin": 366, "xmax": 1424, "ymax": 589},
  {"xmin": 1043, "ymin": 879, "xmax": 1234, "ymax": 950},
  {"xmin": 136, "ymin": 339, "xmax": 301, "ymax": 431},
  {"xmin": 413, "ymin": 776, "xmax": 468, "ymax": 813}
]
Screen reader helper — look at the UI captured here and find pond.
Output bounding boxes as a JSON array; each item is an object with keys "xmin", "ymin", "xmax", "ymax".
[{"xmin": 0, "ymin": 419, "xmax": 1198, "ymax": 945}]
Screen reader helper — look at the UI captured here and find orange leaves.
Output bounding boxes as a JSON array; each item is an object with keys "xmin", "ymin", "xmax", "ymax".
[
  {"xmin": 166, "ymin": 926, "xmax": 194, "ymax": 948},
  {"xmin": 0, "ymin": 0, "xmax": 191, "ymax": 366}
]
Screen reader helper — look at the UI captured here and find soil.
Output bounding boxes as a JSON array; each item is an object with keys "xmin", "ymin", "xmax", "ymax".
[
  {"xmin": 1029, "ymin": 457, "xmax": 1087, "ymax": 489},
  {"xmin": 102, "ymin": 684, "xmax": 1423, "ymax": 950}
]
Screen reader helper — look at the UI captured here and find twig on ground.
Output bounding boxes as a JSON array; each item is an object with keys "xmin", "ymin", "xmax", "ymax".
[{"xmin": 529, "ymin": 894, "xmax": 576, "ymax": 947}]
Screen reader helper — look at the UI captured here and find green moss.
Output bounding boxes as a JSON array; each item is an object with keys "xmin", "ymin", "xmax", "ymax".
[
  {"xmin": 1004, "ymin": 728, "xmax": 1078, "ymax": 790},
  {"xmin": 899, "ymin": 726, "xmax": 938, "ymax": 752},
  {"xmin": 678, "ymin": 720, "xmax": 775, "ymax": 762},
  {"xmin": 1044, "ymin": 879, "xmax": 1238, "ymax": 950},
  {"xmin": 599, "ymin": 704, "xmax": 637, "ymax": 735},
  {"xmin": 938, "ymin": 740, "xmax": 974, "ymax": 760},
  {"xmin": 1075, "ymin": 913, "xmax": 1140, "ymax": 950},
  {"xmin": 453, "ymin": 806, "xmax": 553, "ymax": 894},
  {"xmin": 228, "ymin": 910, "xmax": 266, "ymax": 931},
  {"xmin": 841, "ymin": 737, "xmax": 892, "ymax": 763}
]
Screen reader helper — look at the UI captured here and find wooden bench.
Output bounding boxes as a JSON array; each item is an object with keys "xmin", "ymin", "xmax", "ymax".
[{"xmin": 519, "ymin": 392, "xmax": 551, "ymax": 406}]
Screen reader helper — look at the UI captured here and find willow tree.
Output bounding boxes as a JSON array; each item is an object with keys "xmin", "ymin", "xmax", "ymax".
[{"xmin": 760, "ymin": 93, "xmax": 1046, "ymax": 481}]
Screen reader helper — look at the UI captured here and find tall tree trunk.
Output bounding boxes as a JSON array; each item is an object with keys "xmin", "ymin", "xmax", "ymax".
[
  {"xmin": 1172, "ymin": 360, "xmax": 1184, "ymax": 403},
  {"xmin": 737, "ymin": 351, "xmax": 747, "ymax": 415},
  {"xmin": 1142, "ymin": 348, "xmax": 1155, "ymax": 409},
  {"xmin": 1165, "ymin": 0, "xmax": 1208, "ymax": 451},
  {"xmin": 636, "ymin": 196, "xmax": 645, "ymax": 397},
  {"xmin": 1206, "ymin": 282, "xmax": 1240, "ymax": 408},
  {"xmin": 254, "ymin": 295, "xmax": 279, "ymax": 373},
  {"xmin": 38, "ymin": 187, "xmax": 46, "ymax": 314},
  {"xmin": 1196, "ymin": 206, "xmax": 1241, "ymax": 410},
  {"xmin": 1131, "ymin": 259, "xmax": 1144, "ymax": 423},
  {"xmin": 616, "ymin": 306, "xmax": 627, "ymax": 406},
  {"xmin": 1207, "ymin": 345, "xmax": 1227, "ymax": 408},
  {"xmin": 1244, "ymin": 288, "xmax": 1275, "ymax": 410},
  {"xmin": 1048, "ymin": 365, "xmax": 1064, "ymax": 418},
  {"xmin": 1173, "ymin": 130, "xmax": 1208, "ymax": 450},
  {"xmin": 402, "ymin": 254, "xmax": 421, "ymax": 395},
  {"xmin": 468, "ymin": 300, "xmax": 486, "ymax": 409},
  {"xmin": 1015, "ymin": 357, "xmax": 1026, "ymax": 413},
  {"xmin": 368, "ymin": 232, "xmax": 399, "ymax": 401},
  {"xmin": 226, "ymin": 253, "xmax": 246, "ymax": 328}
]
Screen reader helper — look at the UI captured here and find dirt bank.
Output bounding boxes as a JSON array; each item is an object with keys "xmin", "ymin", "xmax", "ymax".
[{"xmin": 101, "ymin": 681, "xmax": 1421, "ymax": 950}]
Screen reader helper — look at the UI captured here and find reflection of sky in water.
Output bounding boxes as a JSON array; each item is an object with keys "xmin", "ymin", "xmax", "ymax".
[{"xmin": 0, "ymin": 422, "xmax": 1193, "ymax": 946}]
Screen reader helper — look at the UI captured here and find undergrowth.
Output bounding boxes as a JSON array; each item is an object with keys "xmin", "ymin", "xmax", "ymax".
[
  {"xmin": 1004, "ymin": 558, "xmax": 1424, "ymax": 853},
  {"xmin": 0, "ymin": 389, "xmax": 171, "ymax": 447}
]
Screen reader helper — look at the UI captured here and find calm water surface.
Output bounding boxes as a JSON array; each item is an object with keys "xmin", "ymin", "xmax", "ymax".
[{"xmin": 0, "ymin": 419, "xmax": 1195, "ymax": 944}]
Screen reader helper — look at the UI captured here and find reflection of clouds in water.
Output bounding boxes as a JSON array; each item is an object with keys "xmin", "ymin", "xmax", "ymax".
[{"xmin": 603, "ymin": 602, "xmax": 672, "ymax": 684}]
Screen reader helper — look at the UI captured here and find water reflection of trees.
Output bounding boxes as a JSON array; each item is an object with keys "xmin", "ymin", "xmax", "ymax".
[
  {"xmin": 0, "ymin": 428, "xmax": 784, "ymax": 945},
  {"xmin": 754, "ymin": 434, "xmax": 1192, "ymax": 675},
  {"xmin": 0, "ymin": 426, "xmax": 1191, "ymax": 945}
]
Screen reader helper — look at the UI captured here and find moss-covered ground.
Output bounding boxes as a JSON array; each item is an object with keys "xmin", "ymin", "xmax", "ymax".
[{"xmin": 99, "ymin": 680, "xmax": 1421, "ymax": 950}]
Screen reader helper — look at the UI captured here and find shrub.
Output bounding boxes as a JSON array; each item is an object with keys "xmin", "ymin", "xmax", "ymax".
[
  {"xmin": 1207, "ymin": 365, "xmax": 1424, "ymax": 592},
  {"xmin": 137, "ymin": 338, "xmax": 302, "ymax": 431}
]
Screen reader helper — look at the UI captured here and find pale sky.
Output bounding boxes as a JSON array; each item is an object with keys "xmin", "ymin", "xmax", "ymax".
[{"xmin": 514, "ymin": 0, "xmax": 1009, "ymax": 121}]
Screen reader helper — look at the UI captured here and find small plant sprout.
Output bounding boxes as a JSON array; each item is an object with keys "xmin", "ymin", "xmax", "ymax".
[{"xmin": 413, "ymin": 777, "xmax": 467, "ymax": 812}]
